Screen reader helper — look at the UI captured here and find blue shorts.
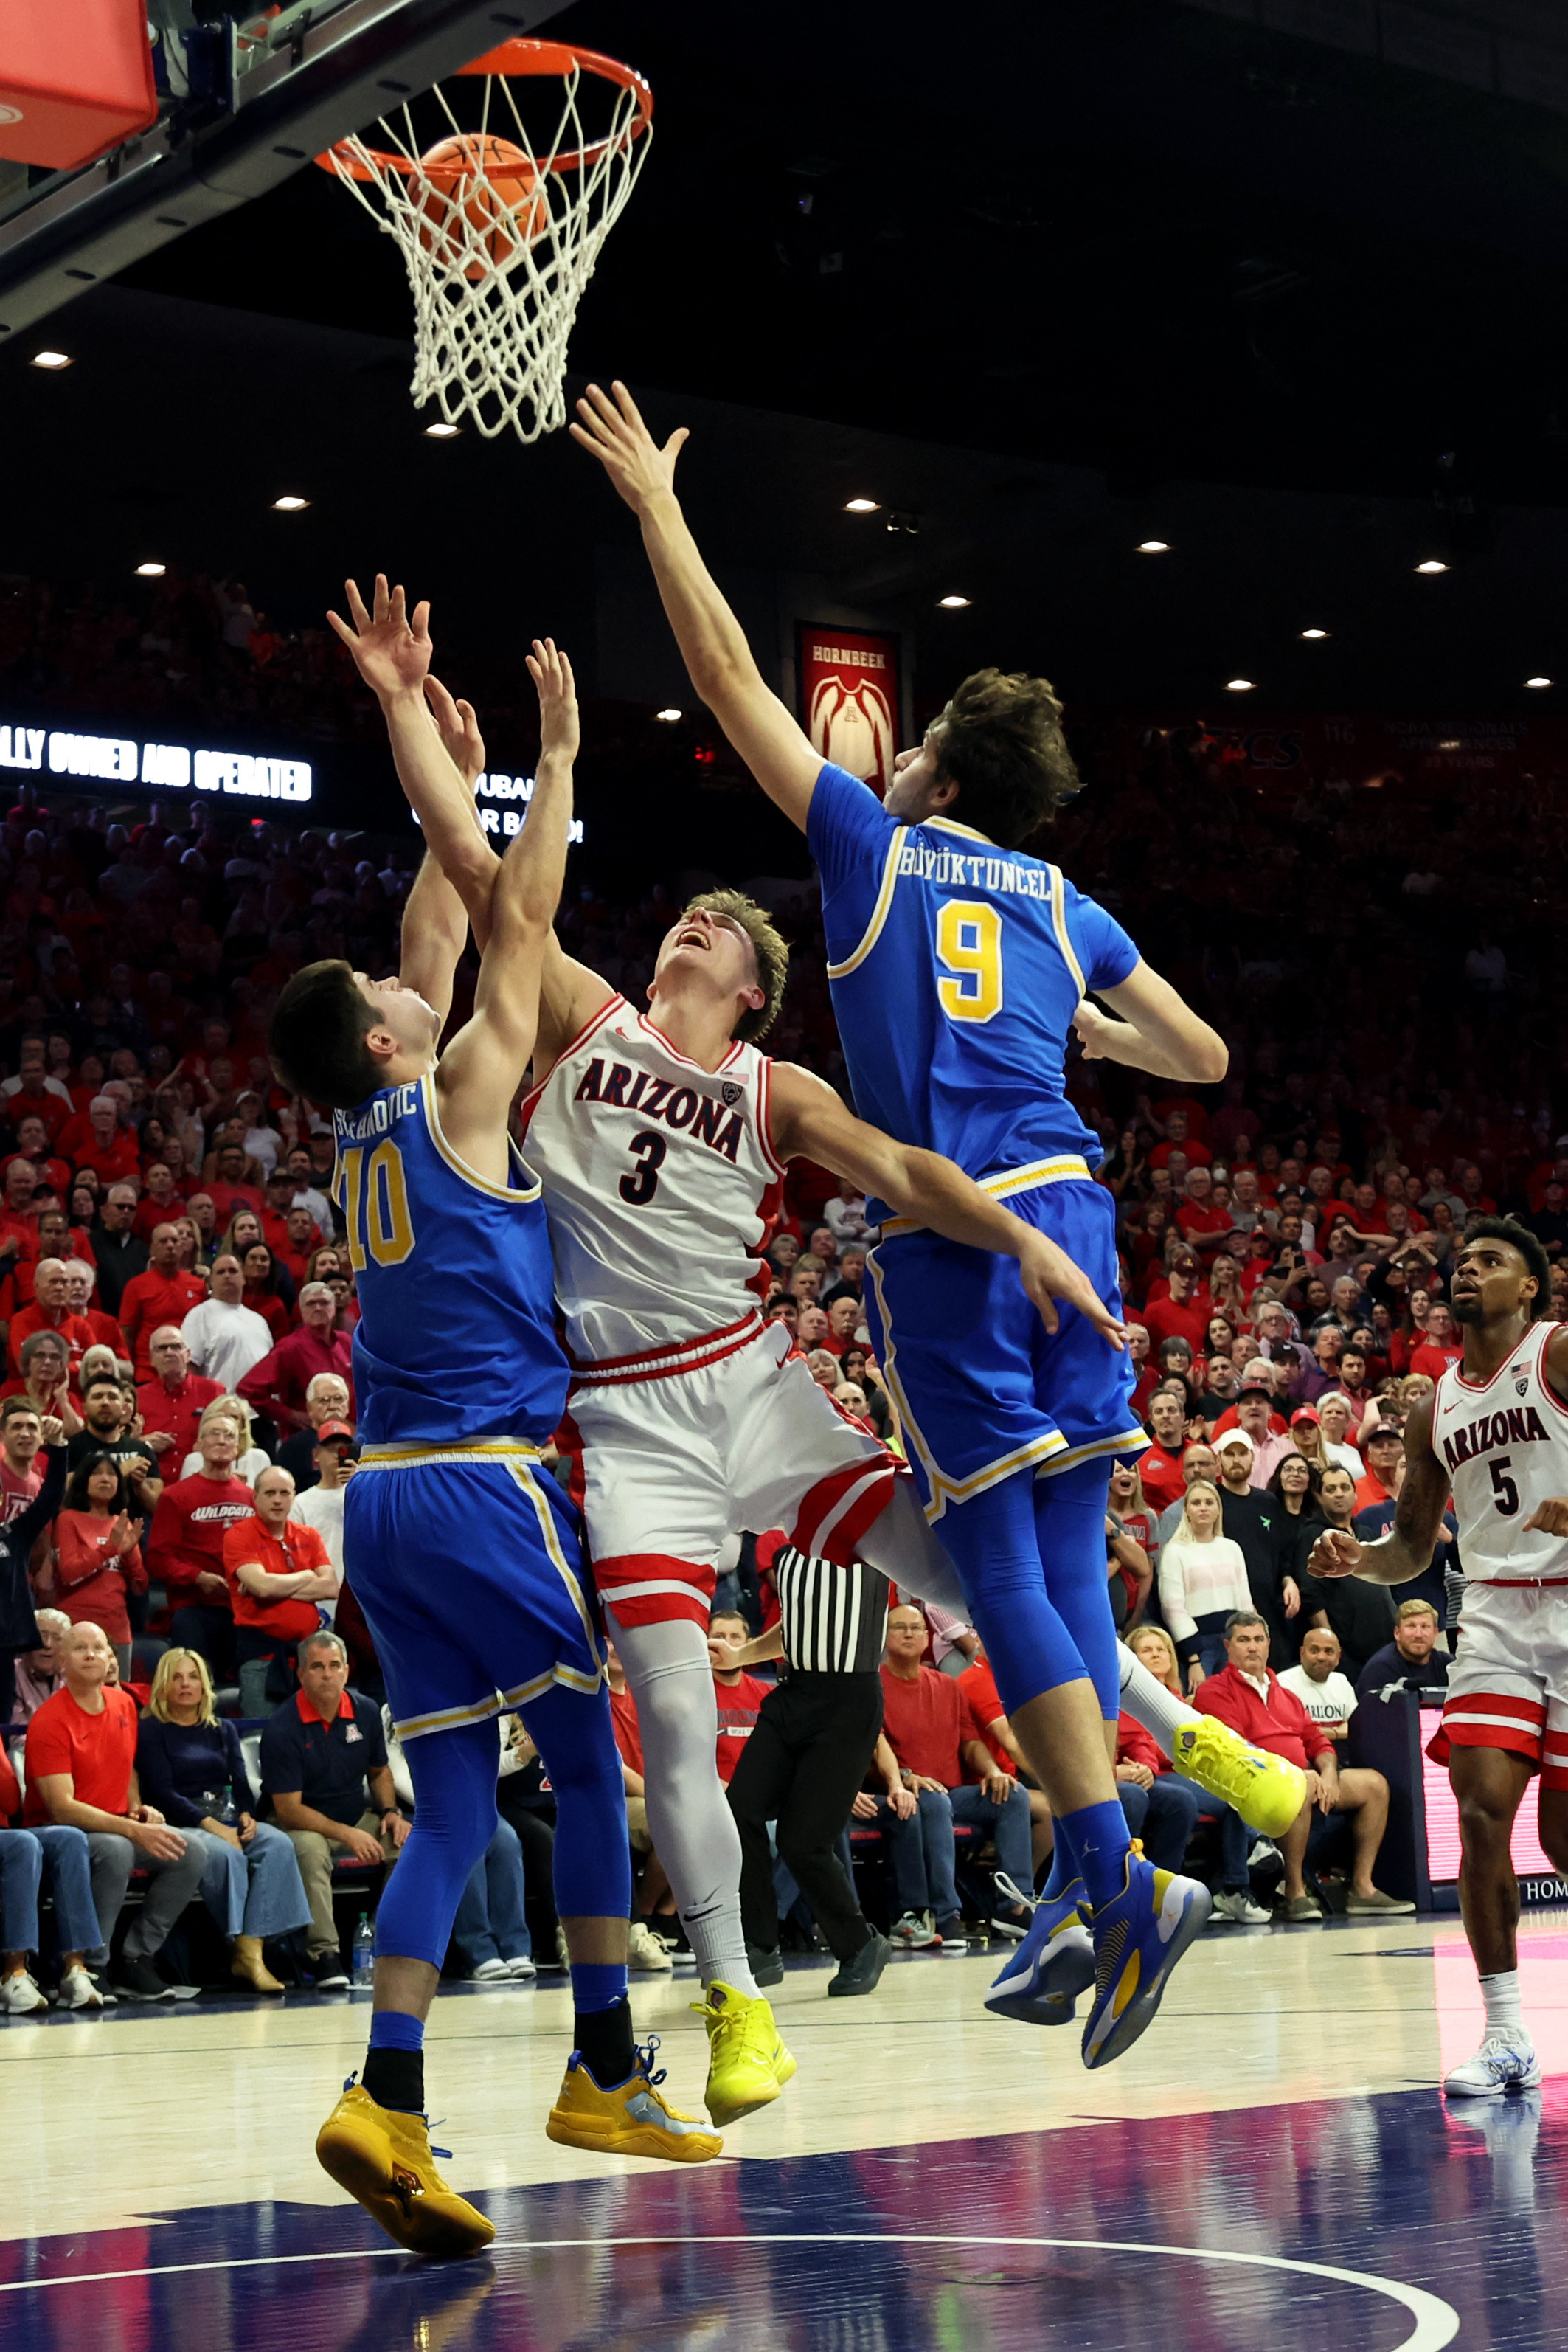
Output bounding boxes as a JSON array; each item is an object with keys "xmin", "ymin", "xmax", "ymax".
[
  {"xmin": 342, "ymin": 1440, "xmax": 605, "ymax": 1741},
  {"xmin": 864, "ymin": 1177, "xmax": 1146, "ymax": 1522}
]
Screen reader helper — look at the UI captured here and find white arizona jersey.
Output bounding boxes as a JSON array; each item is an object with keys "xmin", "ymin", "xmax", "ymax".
[
  {"xmin": 1432, "ymin": 1320, "xmax": 1568, "ymax": 1582},
  {"xmin": 521, "ymin": 994, "xmax": 787, "ymax": 1365}
]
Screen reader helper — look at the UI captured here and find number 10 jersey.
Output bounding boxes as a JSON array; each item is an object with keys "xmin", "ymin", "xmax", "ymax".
[{"xmin": 521, "ymin": 995, "xmax": 786, "ymax": 1368}]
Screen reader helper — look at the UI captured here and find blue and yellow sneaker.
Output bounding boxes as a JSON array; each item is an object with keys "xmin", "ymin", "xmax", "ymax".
[
  {"xmin": 316, "ymin": 2075, "xmax": 495, "ymax": 2258},
  {"xmin": 547, "ymin": 2034, "xmax": 723, "ymax": 2161},
  {"xmin": 1080, "ymin": 1850, "xmax": 1211, "ymax": 2070},
  {"xmin": 984, "ymin": 1873, "xmax": 1095, "ymax": 2027},
  {"xmin": 692, "ymin": 1981, "xmax": 796, "ymax": 2126}
]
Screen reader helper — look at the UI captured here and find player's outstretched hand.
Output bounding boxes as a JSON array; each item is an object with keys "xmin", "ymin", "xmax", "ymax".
[
  {"xmin": 570, "ymin": 379, "xmax": 689, "ymax": 513},
  {"xmin": 1523, "ymin": 1494, "xmax": 1568, "ymax": 1537},
  {"xmin": 1016, "ymin": 1231, "xmax": 1127, "ymax": 1350},
  {"xmin": 424, "ymin": 674, "xmax": 486, "ymax": 788},
  {"xmin": 1306, "ymin": 1527, "xmax": 1361, "ymax": 1580},
  {"xmin": 326, "ymin": 575, "xmax": 433, "ymax": 702},
  {"xmin": 526, "ymin": 638, "xmax": 579, "ymax": 763}
]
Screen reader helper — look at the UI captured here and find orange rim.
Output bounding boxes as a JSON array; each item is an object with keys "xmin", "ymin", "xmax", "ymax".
[{"xmin": 316, "ymin": 38, "xmax": 653, "ymax": 184}]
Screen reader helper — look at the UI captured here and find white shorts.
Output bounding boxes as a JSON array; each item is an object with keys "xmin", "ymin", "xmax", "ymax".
[
  {"xmin": 558, "ymin": 1314, "xmax": 898, "ymax": 1630},
  {"xmin": 1435, "ymin": 1580, "xmax": 1568, "ymax": 1789}
]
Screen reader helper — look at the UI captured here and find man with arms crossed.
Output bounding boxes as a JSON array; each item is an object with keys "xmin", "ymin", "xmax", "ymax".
[
  {"xmin": 573, "ymin": 380, "xmax": 1309, "ymax": 2069},
  {"xmin": 1311, "ymin": 1217, "xmax": 1568, "ymax": 2095}
]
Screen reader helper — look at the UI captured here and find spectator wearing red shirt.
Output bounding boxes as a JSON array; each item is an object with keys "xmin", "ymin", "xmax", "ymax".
[
  {"xmin": 877, "ymin": 1604, "xmax": 1033, "ymax": 1945},
  {"xmin": 72, "ymin": 1097, "xmax": 142, "ymax": 1192},
  {"xmin": 132, "ymin": 1166, "xmax": 188, "ymax": 1243},
  {"xmin": 275, "ymin": 1203, "xmax": 326, "ymax": 1293},
  {"xmin": 1175, "ymin": 1167, "xmax": 1232, "ymax": 1257},
  {"xmin": 7, "ymin": 1115, "xmax": 71, "ymax": 1199},
  {"xmin": 62, "ymin": 1258, "xmax": 124, "ymax": 1357},
  {"xmin": 8, "ymin": 1259, "xmax": 95, "ymax": 1378},
  {"xmin": 223, "ymin": 1465, "xmax": 339, "ymax": 1718},
  {"xmin": 1149, "ymin": 1112, "xmax": 1212, "ymax": 1171},
  {"xmin": 119, "ymin": 1225, "xmax": 209, "ymax": 1378},
  {"xmin": 239, "ymin": 1284, "xmax": 354, "ymax": 1431},
  {"xmin": 136, "ymin": 1325, "xmax": 224, "ymax": 1470},
  {"xmin": 145, "ymin": 1415, "xmax": 254, "ymax": 1678},
  {"xmin": 1353, "ymin": 1425, "xmax": 1405, "ymax": 1514},
  {"xmin": 707, "ymin": 1609, "xmax": 768, "ymax": 1787},
  {"xmin": 53, "ymin": 1452, "xmax": 147, "ymax": 1674},
  {"xmin": 3, "ymin": 1045, "xmax": 73, "ymax": 1146},
  {"xmin": 1409, "ymin": 1300, "xmax": 1463, "ymax": 1382},
  {"xmin": 205, "ymin": 1141, "xmax": 266, "ymax": 1231},
  {"xmin": 0, "ymin": 1158, "xmax": 40, "ymax": 1270},
  {"xmin": 1196, "ymin": 1613, "xmax": 1409, "ymax": 1923},
  {"xmin": 1137, "ymin": 1391, "xmax": 1189, "ymax": 1512},
  {"xmin": 1140, "ymin": 1257, "xmax": 1211, "ymax": 1354},
  {"xmin": 24, "ymin": 1619, "xmax": 205, "ymax": 2002}
]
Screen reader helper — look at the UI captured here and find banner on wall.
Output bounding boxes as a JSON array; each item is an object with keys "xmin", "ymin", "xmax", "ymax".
[{"xmin": 798, "ymin": 626, "xmax": 901, "ymax": 796}]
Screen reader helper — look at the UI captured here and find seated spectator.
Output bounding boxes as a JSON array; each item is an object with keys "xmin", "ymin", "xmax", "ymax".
[
  {"xmin": 260, "ymin": 1629, "xmax": 406, "ymax": 1990},
  {"xmin": 1316, "ymin": 1391, "xmax": 1364, "ymax": 1478},
  {"xmin": 0, "ymin": 1393, "xmax": 49, "ymax": 1523},
  {"xmin": 13, "ymin": 1604, "xmax": 70, "ymax": 1719},
  {"xmin": 493, "ymin": 1709, "xmax": 564, "ymax": 1971},
  {"xmin": 119, "ymin": 1224, "xmax": 209, "ymax": 1378},
  {"xmin": 134, "ymin": 1648, "xmax": 312, "ymax": 1993},
  {"xmin": 0, "ymin": 1735, "xmax": 104, "ymax": 2011},
  {"xmin": 178, "ymin": 1394, "xmax": 270, "ymax": 1486},
  {"xmin": 88, "ymin": 1185, "xmax": 148, "ymax": 1318},
  {"xmin": 53, "ymin": 1452, "xmax": 147, "ymax": 1678},
  {"xmin": 1356, "ymin": 1599, "xmax": 1452, "ymax": 1704},
  {"xmin": 135, "ymin": 1326, "xmax": 223, "ymax": 1465},
  {"xmin": 24, "ymin": 1619, "xmax": 205, "ymax": 2001},
  {"xmin": 1106, "ymin": 1503, "xmax": 1152, "ymax": 1631},
  {"xmin": 1113, "ymin": 1711, "xmax": 1203, "ymax": 1873},
  {"xmin": 1354, "ymin": 1422, "xmax": 1405, "ymax": 1513},
  {"xmin": 286, "ymin": 1421, "xmax": 355, "ymax": 1571},
  {"xmin": 8, "ymin": 1258, "xmax": 95, "ymax": 1379},
  {"xmin": 225, "ymin": 1464, "xmax": 339, "ymax": 1718},
  {"xmin": 277, "ymin": 1372, "xmax": 353, "ymax": 1489},
  {"xmin": 877, "ymin": 1602, "xmax": 1033, "ymax": 1948},
  {"xmin": 239, "ymin": 1242, "xmax": 292, "ymax": 1343},
  {"xmin": 957, "ymin": 1637, "xmax": 1052, "ymax": 1874},
  {"xmin": 145, "ymin": 1411, "xmax": 256, "ymax": 1678},
  {"xmin": 1298, "ymin": 1466, "xmax": 1397, "ymax": 1678},
  {"xmin": 708, "ymin": 1608, "xmax": 767, "ymax": 1785},
  {"xmin": 1196, "ymin": 1612, "xmax": 1412, "ymax": 1921},
  {"xmin": 1277, "ymin": 1625, "xmax": 1359, "ymax": 1746},
  {"xmin": 7, "ymin": 1333, "xmax": 82, "ymax": 1436},
  {"xmin": 1157, "ymin": 1480, "xmax": 1252, "ymax": 1691},
  {"xmin": 239, "ymin": 1282, "xmax": 354, "ymax": 1432},
  {"xmin": 370, "ymin": 1709, "xmax": 535, "ymax": 1985},
  {"xmin": 180, "ymin": 1253, "xmax": 273, "ymax": 1393},
  {"xmin": 602, "ymin": 1639, "xmax": 674, "ymax": 1969},
  {"xmin": 66, "ymin": 1376, "xmax": 164, "ymax": 1521},
  {"xmin": 1124, "ymin": 1622, "xmax": 1183, "ymax": 1696}
]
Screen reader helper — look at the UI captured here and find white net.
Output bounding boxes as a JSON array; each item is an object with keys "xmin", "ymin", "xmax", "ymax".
[{"xmin": 324, "ymin": 53, "xmax": 652, "ymax": 444}]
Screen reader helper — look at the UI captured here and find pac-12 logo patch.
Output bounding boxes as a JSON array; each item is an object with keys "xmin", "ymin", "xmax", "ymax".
[
  {"xmin": 1517, "ymin": 1377, "xmax": 1530, "ymax": 1395},
  {"xmin": 721, "ymin": 1082, "xmax": 742, "ymax": 1107}
]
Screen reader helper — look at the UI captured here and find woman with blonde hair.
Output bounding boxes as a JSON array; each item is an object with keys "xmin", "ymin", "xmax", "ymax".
[
  {"xmin": 180, "ymin": 1397, "xmax": 270, "ymax": 1486},
  {"xmin": 1156, "ymin": 1480, "xmax": 1253, "ymax": 1694},
  {"xmin": 135, "ymin": 1649, "xmax": 311, "ymax": 1993},
  {"xmin": 1124, "ymin": 1623, "xmax": 1182, "ymax": 1695}
]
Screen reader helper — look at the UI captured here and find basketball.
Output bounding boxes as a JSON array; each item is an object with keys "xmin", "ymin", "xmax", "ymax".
[{"xmin": 415, "ymin": 133, "xmax": 548, "ymax": 280}]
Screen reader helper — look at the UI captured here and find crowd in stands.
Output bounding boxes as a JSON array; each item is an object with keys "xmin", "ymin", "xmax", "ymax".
[{"xmin": 0, "ymin": 640, "xmax": 1550, "ymax": 2007}]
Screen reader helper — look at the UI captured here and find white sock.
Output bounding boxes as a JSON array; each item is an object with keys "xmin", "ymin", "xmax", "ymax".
[
  {"xmin": 1480, "ymin": 1970, "xmax": 1526, "ymax": 2041},
  {"xmin": 1118, "ymin": 1644, "xmax": 1203, "ymax": 1754}
]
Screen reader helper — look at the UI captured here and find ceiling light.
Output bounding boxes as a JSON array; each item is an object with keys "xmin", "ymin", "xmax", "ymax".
[
  {"xmin": 1300, "ymin": 627, "xmax": 1329, "ymax": 640},
  {"xmin": 1415, "ymin": 559, "xmax": 1449, "ymax": 574},
  {"xmin": 1225, "ymin": 678, "xmax": 1255, "ymax": 693},
  {"xmin": 1137, "ymin": 539, "xmax": 1169, "ymax": 553},
  {"xmin": 844, "ymin": 497, "xmax": 879, "ymax": 513},
  {"xmin": 938, "ymin": 594, "xmax": 971, "ymax": 609},
  {"xmin": 1526, "ymin": 675, "xmax": 1552, "ymax": 688},
  {"xmin": 424, "ymin": 421, "xmax": 461, "ymax": 438},
  {"xmin": 654, "ymin": 708, "xmax": 682, "ymax": 722},
  {"xmin": 135, "ymin": 561, "xmax": 166, "ymax": 577},
  {"xmin": 30, "ymin": 349, "xmax": 72, "ymax": 370},
  {"xmin": 272, "ymin": 494, "xmax": 309, "ymax": 511}
]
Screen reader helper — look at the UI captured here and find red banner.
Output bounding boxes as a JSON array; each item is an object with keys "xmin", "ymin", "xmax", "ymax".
[{"xmin": 798, "ymin": 625, "xmax": 901, "ymax": 796}]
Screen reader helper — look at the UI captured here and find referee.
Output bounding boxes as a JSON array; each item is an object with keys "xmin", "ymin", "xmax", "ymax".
[{"xmin": 726, "ymin": 1543, "xmax": 895, "ymax": 1998}]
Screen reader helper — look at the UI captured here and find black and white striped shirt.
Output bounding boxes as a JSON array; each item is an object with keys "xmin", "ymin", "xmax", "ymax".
[{"xmin": 774, "ymin": 1546, "xmax": 889, "ymax": 1675}]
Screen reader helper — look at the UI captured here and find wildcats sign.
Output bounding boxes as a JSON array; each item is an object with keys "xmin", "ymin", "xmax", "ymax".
[{"xmin": 798, "ymin": 626, "xmax": 901, "ymax": 796}]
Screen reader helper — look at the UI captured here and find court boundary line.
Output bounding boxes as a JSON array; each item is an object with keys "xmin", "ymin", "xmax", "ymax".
[{"xmin": 0, "ymin": 2228, "xmax": 1460, "ymax": 2343}]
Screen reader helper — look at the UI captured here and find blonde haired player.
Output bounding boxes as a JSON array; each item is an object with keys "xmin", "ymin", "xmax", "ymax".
[{"xmin": 1310, "ymin": 1216, "xmax": 1568, "ymax": 2096}]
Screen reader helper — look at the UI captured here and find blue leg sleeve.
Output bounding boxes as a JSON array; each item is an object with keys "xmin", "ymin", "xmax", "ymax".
[
  {"xmin": 373, "ymin": 1717, "xmax": 499, "ymax": 1968},
  {"xmin": 1032, "ymin": 1457, "xmax": 1122, "ymax": 1720},
  {"xmin": 521, "ymin": 1680, "xmax": 634, "ymax": 1923},
  {"xmin": 936, "ymin": 1467, "xmax": 1093, "ymax": 1719}
]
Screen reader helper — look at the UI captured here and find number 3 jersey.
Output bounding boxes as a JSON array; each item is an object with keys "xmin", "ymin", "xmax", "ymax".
[
  {"xmin": 807, "ymin": 761, "xmax": 1139, "ymax": 1217},
  {"xmin": 332, "ymin": 1074, "xmax": 569, "ymax": 1447},
  {"xmin": 521, "ymin": 995, "xmax": 785, "ymax": 1366}
]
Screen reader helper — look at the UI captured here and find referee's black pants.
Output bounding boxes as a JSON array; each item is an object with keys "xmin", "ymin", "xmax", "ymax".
[{"xmin": 726, "ymin": 1670, "xmax": 883, "ymax": 1965}]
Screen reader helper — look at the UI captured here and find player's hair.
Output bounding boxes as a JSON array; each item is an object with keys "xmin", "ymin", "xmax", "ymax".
[
  {"xmin": 1461, "ymin": 1214, "xmax": 1551, "ymax": 1318},
  {"xmin": 932, "ymin": 668, "xmax": 1083, "ymax": 847},
  {"xmin": 269, "ymin": 959, "xmax": 382, "ymax": 1109},
  {"xmin": 682, "ymin": 890, "xmax": 788, "ymax": 1043}
]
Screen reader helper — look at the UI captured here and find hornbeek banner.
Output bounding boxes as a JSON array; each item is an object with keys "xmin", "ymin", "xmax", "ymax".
[{"xmin": 798, "ymin": 626, "xmax": 901, "ymax": 797}]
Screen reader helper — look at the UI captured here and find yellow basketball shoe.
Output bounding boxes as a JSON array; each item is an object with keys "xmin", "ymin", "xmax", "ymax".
[
  {"xmin": 1170, "ymin": 1717, "xmax": 1306, "ymax": 1839},
  {"xmin": 547, "ymin": 2035, "xmax": 723, "ymax": 2162},
  {"xmin": 693, "ymin": 1980, "xmax": 797, "ymax": 2127},
  {"xmin": 316, "ymin": 2078, "xmax": 495, "ymax": 2259}
]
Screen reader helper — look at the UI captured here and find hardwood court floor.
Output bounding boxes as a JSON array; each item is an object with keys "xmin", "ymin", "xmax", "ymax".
[{"xmin": 2, "ymin": 1908, "xmax": 1565, "ymax": 2349}]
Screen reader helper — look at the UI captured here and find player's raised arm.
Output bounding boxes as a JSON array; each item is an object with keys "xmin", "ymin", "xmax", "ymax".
[
  {"xmin": 434, "ymin": 640, "xmax": 577, "ymax": 1183},
  {"xmin": 571, "ymin": 379, "xmax": 822, "ymax": 831},
  {"xmin": 1305, "ymin": 1393, "xmax": 1449, "ymax": 1587},
  {"xmin": 767, "ymin": 1062, "xmax": 1126, "ymax": 1349},
  {"xmin": 1073, "ymin": 962, "xmax": 1228, "ymax": 1086}
]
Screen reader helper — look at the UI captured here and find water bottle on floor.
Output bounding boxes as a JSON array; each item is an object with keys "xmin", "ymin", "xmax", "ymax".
[{"xmin": 351, "ymin": 1916, "xmax": 375, "ymax": 1987}]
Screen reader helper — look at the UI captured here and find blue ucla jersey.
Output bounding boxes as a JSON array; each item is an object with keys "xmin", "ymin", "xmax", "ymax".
[
  {"xmin": 331, "ymin": 1073, "xmax": 569, "ymax": 1447},
  {"xmin": 807, "ymin": 763, "xmax": 1139, "ymax": 1214}
]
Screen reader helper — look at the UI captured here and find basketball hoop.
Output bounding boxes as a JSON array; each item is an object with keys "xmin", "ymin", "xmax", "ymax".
[{"xmin": 317, "ymin": 38, "xmax": 653, "ymax": 445}]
